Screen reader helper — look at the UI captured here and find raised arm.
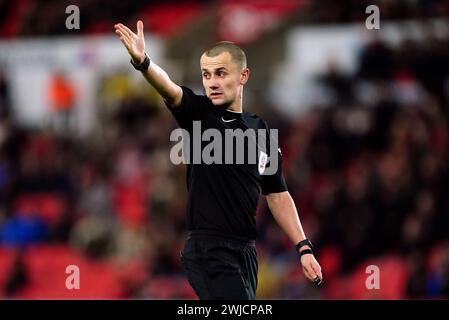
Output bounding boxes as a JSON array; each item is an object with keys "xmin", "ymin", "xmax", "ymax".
[{"xmin": 114, "ymin": 20, "xmax": 183, "ymax": 107}]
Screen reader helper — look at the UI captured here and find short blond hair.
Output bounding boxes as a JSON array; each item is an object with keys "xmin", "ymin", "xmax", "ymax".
[{"xmin": 202, "ymin": 41, "xmax": 247, "ymax": 70}]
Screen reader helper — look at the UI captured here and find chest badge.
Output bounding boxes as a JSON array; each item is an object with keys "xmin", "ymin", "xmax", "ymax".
[{"xmin": 258, "ymin": 151, "xmax": 268, "ymax": 175}]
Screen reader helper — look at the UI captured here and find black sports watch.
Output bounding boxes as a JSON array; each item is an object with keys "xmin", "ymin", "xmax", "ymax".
[
  {"xmin": 295, "ymin": 238, "xmax": 314, "ymax": 255},
  {"xmin": 131, "ymin": 53, "xmax": 150, "ymax": 71}
]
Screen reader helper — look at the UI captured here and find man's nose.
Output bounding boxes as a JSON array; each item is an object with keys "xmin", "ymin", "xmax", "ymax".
[{"xmin": 208, "ymin": 77, "xmax": 219, "ymax": 89}]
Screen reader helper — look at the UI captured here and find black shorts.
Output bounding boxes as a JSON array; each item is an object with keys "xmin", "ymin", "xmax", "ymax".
[{"xmin": 180, "ymin": 231, "xmax": 258, "ymax": 300}]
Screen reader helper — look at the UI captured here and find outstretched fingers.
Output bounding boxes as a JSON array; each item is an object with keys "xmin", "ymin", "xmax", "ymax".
[
  {"xmin": 119, "ymin": 35, "xmax": 131, "ymax": 50},
  {"xmin": 115, "ymin": 29, "xmax": 131, "ymax": 49},
  {"xmin": 117, "ymin": 23, "xmax": 137, "ymax": 40}
]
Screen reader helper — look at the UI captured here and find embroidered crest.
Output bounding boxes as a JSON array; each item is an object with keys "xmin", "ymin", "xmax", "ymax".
[{"xmin": 258, "ymin": 151, "xmax": 268, "ymax": 175}]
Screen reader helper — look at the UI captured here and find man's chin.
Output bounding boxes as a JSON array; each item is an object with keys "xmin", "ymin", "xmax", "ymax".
[
  {"xmin": 210, "ymin": 98, "xmax": 228, "ymax": 107},
  {"xmin": 208, "ymin": 94, "xmax": 232, "ymax": 107},
  {"xmin": 211, "ymin": 99, "xmax": 222, "ymax": 106}
]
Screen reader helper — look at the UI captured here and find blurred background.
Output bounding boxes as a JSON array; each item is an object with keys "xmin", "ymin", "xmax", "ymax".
[{"xmin": 0, "ymin": 0, "xmax": 449, "ymax": 299}]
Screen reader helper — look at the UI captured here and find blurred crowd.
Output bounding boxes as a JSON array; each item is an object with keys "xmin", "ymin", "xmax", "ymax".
[
  {"xmin": 0, "ymin": 0, "xmax": 211, "ymax": 37},
  {"xmin": 1, "ymin": 0, "xmax": 449, "ymax": 38},
  {"xmin": 1, "ymin": 0, "xmax": 449, "ymax": 299},
  {"xmin": 273, "ymin": 34, "xmax": 449, "ymax": 298},
  {"xmin": 310, "ymin": 0, "xmax": 449, "ymax": 23},
  {"xmin": 1, "ymin": 30, "xmax": 448, "ymax": 299}
]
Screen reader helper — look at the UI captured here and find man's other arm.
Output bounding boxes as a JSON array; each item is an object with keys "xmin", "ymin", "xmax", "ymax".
[{"xmin": 266, "ymin": 191, "xmax": 323, "ymax": 282}]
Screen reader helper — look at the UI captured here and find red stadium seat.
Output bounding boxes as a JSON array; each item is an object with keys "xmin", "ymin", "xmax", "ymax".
[
  {"xmin": 0, "ymin": 247, "xmax": 17, "ymax": 298},
  {"xmin": 348, "ymin": 255, "xmax": 409, "ymax": 299},
  {"xmin": 11, "ymin": 245, "xmax": 123, "ymax": 299},
  {"xmin": 317, "ymin": 246, "xmax": 342, "ymax": 282},
  {"xmin": 13, "ymin": 193, "xmax": 66, "ymax": 227},
  {"xmin": 143, "ymin": 2, "xmax": 204, "ymax": 38}
]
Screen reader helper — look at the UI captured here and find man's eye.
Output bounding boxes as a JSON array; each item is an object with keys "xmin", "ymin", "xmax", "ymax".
[
  {"xmin": 203, "ymin": 73, "xmax": 210, "ymax": 78},
  {"xmin": 218, "ymin": 71, "xmax": 225, "ymax": 77}
]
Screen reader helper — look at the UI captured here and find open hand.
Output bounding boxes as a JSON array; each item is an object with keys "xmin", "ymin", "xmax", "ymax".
[{"xmin": 114, "ymin": 20, "xmax": 146, "ymax": 64}]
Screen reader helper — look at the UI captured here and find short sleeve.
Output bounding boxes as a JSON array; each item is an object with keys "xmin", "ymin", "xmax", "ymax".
[
  {"xmin": 261, "ymin": 148, "xmax": 288, "ymax": 195},
  {"xmin": 165, "ymin": 86, "xmax": 209, "ymax": 129},
  {"xmin": 260, "ymin": 123, "xmax": 288, "ymax": 195}
]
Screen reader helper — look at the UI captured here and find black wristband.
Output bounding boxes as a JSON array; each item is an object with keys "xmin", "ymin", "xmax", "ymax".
[
  {"xmin": 299, "ymin": 248, "xmax": 313, "ymax": 258},
  {"xmin": 295, "ymin": 238, "xmax": 313, "ymax": 253},
  {"xmin": 131, "ymin": 53, "xmax": 150, "ymax": 71}
]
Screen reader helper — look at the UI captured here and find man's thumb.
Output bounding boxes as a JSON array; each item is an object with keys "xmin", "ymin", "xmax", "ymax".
[{"xmin": 137, "ymin": 20, "xmax": 143, "ymax": 36}]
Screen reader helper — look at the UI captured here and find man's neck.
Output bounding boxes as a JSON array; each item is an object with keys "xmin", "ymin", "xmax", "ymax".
[{"xmin": 227, "ymin": 95, "xmax": 243, "ymax": 113}]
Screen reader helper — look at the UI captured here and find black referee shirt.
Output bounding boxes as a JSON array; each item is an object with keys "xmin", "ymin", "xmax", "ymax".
[{"xmin": 167, "ymin": 86, "xmax": 287, "ymax": 240}]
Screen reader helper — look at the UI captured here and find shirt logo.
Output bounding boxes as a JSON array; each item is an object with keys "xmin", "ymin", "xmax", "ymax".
[
  {"xmin": 258, "ymin": 151, "xmax": 268, "ymax": 175},
  {"xmin": 221, "ymin": 117, "xmax": 237, "ymax": 123}
]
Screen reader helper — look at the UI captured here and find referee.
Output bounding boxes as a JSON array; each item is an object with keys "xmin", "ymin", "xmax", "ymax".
[{"xmin": 115, "ymin": 20, "xmax": 323, "ymax": 300}]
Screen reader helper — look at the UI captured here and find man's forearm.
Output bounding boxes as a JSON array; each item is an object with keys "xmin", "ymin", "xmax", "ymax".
[
  {"xmin": 266, "ymin": 191, "xmax": 308, "ymax": 246},
  {"xmin": 267, "ymin": 191, "xmax": 323, "ymax": 282},
  {"xmin": 140, "ymin": 61, "xmax": 182, "ymax": 107}
]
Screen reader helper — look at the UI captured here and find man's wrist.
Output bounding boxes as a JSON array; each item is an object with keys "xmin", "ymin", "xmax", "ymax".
[
  {"xmin": 132, "ymin": 55, "xmax": 144, "ymax": 65},
  {"xmin": 295, "ymin": 238, "xmax": 314, "ymax": 254},
  {"xmin": 131, "ymin": 53, "xmax": 150, "ymax": 71},
  {"xmin": 299, "ymin": 248, "xmax": 313, "ymax": 258}
]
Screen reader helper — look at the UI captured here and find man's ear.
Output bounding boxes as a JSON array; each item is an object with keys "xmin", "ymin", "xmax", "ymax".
[{"xmin": 240, "ymin": 68, "xmax": 250, "ymax": 85}]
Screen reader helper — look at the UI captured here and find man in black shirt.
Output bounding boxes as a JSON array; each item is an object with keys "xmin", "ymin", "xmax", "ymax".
[{"xmin": 115, "ymin": 20, "xmax": 323, "ymax": 299}]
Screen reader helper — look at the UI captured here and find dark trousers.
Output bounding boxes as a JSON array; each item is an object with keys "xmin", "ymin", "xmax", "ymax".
[{"xmin": 181, "ymin": 232, "xmax": 258, "ymax": 300}]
